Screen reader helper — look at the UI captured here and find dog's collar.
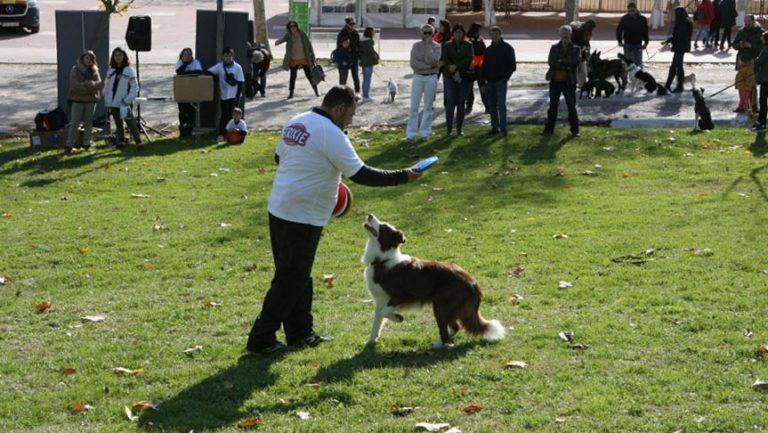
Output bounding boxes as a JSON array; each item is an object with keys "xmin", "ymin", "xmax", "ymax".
[{"xmin": 372, "ymin": 258, "xmax": 390, "ymax": 267}]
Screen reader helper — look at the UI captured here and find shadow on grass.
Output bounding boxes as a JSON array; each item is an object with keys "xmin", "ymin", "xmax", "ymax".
[
  {"xmin": 311, "ymin": 341, "xmax": 478, "ymax": 384},
  {"xmin": 139, "ymin": 353, "xmax": 286, "ymax": 432},
  {"xmin": 0, "ymin": 135, "xmax": 220, "ymax": 187},
  {"xmin": 722, "ymin": 133, "xmax": 768, "ymax": 202},
  {"xmin": 519, "ymin": 133, "xmax": 572, "ymax": 164}
]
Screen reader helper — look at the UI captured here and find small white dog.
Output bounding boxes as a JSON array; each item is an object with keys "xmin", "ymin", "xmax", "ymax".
[{"xmin": 387, "ymin": 79, "xmax": 398, "ymax": 103}]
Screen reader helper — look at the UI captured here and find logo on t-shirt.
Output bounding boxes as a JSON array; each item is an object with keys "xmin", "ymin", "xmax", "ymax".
[{"xmin": 283, "ymin": 123, "xmax": 311, "ymax": 146}]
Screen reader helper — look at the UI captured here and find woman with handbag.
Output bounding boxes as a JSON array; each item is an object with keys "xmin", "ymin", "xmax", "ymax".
[
  {"xmin": 103, "ymin": 47, "xmax": 142, "ymax": 150},
  {"xmin": 64, "ymin": 50, "xmax": 101, "ymax": 155},
  {"xmin": 276, "ymin": 21, "xmax": 319, "ymax": 99}
]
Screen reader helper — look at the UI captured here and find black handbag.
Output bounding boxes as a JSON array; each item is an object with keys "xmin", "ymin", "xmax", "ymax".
[{"xmin": 34, "ymin": 107, "xmax": 68, "ymax": 131}]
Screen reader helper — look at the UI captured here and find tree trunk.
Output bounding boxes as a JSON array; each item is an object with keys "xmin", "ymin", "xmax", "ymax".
[{"xmin": 252, "ymin": 0, "xmax": 270, "ymax": 49}]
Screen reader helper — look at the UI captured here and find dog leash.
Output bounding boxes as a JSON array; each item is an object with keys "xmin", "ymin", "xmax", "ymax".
[{"xmin": 707, "ymin": 73, "xmax": 754, "ymax": 99}]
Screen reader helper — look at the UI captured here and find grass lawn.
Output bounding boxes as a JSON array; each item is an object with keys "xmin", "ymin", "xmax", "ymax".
[{"xmin": 1, "ymin": 125, "xmax": 768, "ymax": 433}]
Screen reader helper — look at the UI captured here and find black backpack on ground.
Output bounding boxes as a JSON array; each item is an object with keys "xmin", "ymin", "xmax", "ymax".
[{"xmin": 34, "ymin": 107, "xmax": 68, "ymax": 131}]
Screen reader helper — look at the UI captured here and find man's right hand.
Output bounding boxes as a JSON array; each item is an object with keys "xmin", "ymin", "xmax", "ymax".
[{"xmin": 406, "ymin": 169, "xmax": 422, "ymax": 182}]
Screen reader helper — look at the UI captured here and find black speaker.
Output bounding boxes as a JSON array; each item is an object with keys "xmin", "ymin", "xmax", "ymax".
[{"xmin": 126, "ymin": 16, "xmax": 152, "ymax": 52}]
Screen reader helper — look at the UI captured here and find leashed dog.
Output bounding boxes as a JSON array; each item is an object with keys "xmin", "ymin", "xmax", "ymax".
[
  {"xmin": 387, "ymin": 79, "xmax": 398, "ymax": 102},
  {"xmin": 362, "ymin": 214, "xmax": 506, "ymax": 348},
  {"xmin": 692, "ymin": 87, "xmax": 714, "ymax": 131},
  {"xmin": 618, "ymin": 53, "xmax": 667, "ymax": 96}
]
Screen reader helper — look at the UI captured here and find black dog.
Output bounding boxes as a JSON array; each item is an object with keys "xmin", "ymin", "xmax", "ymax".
[
  {"xmin": 692, "ymin": 87, "xmax": 714, "ymax": 131},
  {"xmin": 617, "ymin": 53, "xmax": 668, "ymax": 96},
  {"xmin": 588, "ymin": 50, "xmax": 627, "ymax": 93},
  {"xmin": 594, "ymin": 79, "xmax": 616, "ymax": 98},
  {"xmin": 580, "ymin": 78, "xmax": 596, "ymax": 99}
]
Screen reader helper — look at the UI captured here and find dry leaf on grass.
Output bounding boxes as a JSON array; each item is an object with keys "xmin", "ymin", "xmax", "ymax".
[
  {"xmin": 508, "ymin": 267, "xmax": 524, "ymax": 278},
  {"xmin": 0, "ymin": 276, "xmax": 8, "ymax": 285},
  {"xmin": 744, "ymin": 329, "xmax": 754, "ymax": 338},
  {"xmin": 183, "ymin": 345, "xmax": 203, "ymax": 356},
  {"xmin": 323, "ymin": 273, "xmax": 336, "ymax": 288},
  {"xmin": 552, "ymin": 233, "xmax": 569, "ymax": 239},
  {"xmin": 36, "ymin": 300, "xmax": 51, "ymax": 313},
  {"xmin": 81, "ymin": 315, "xmax": 106, "ymax": 322},
  {"xmin": 753, "ymin": 379, "xmax": 768, "ymax": 390},
  {"xmin": 445, "ymin": 428, "xmax": 462, "ymax": 433},
  {"xmin": 60, "ymin": 367, "xmax": 77, "ymax": 376},
  {"xmin": 79, "ymin": 246, "xmax": 90, "ymax": 254},
  {"xmin": 558, "ymin": 331, "xmax": 574, "ymax": 343},
  {"xmin": 131, "ymin": 193, "xmax": 150, "ymax": 199},
  {"xmin": 414, "ymin": 423, "xmax": 451, "ymax": 432},
  {"xmin": 296, "ymin": 411, "xmax": 311, "ymax": 420},
  {"xmin": 238, "ymin": 417, "xmax": 263, "ymax": 427},
  {"xmin": 757, "ymin": 344, "xmax": 768, "ymax": 353},
  {"xmin": 569, "ymin": 343, "xmax": 591, "ymax": 350},
  {"xmin": 113, "ymin": 367, "xmax": 144, "ymax": 376},
  {"xmin": 403, "ymin": 368, "xmax": 412, "ymax": 377},
  {"xmin": 462, "ymin": 404, "xmax": 482, "ymax": 414},
  {"xmin": 558, "ymin": 281, "xmax": 573, "ymax": 289},
  {"xmin": 505, "ymin": 361, "xmax": 528, "ymax": 369},
  {"xmin": 219, "ymin": 223, "xmax": 232, "ymax": 228},
  {"xmin": 70, "ymin": 402, "xmax": 92, "ymax": 414},
  {"xmin": 204, "ymin": 301, "xmax": 222, "ymax": 308},
  {"xmin": 132, "ymin": 400, "xmax": 158, "ymax": 410},
  {"xmin": 388, "ymin": 403, "xmax": 418, "ymax": 416},
  {"xmin": 507, "ymin": 293, "xmax": 524, "ymax": 304}
]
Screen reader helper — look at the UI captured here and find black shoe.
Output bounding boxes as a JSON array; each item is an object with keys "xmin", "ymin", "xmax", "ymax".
[
  {"xmin": 137, "ymin": 144, "xmax": 144, "ymax": 151},
  {"xmin": 500, "ymin": 130, "xmax": 508, "ymax": 137},
  {"xmin": 246, "ymin": 341, "xmax": 287, "ymax": 355},
  {"xmin": 456, "ymin": 130, "xmax": 464, "ymax": 136},
  {"xmin": 571, "ymin": 131, "xmax": 580, "ymax": 137},
  {"xmin": 116, "ymin": 141, "xmax": 127, "ymax": 149},
  {"xmin": 287, "ymin": 91, "xmax": 294, "ymax": 100},
  {"xmin": 63, "ymin": 146, "xmax": 73, "ymax": 155},
  {"xmin": 671, "ymin": 87, "xmax": 683, "ymax": 93},
  {"xmin": 294, "ymin": 332, "xmax": 332, "ymax": 348}
]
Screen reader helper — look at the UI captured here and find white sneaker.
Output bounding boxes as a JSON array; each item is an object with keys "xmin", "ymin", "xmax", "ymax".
[{"xmin": 362, "ymin": 97, "xmax": 373, "ymax": 102}]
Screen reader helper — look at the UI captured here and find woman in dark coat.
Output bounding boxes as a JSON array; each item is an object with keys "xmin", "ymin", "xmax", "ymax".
[
  {"xmin": 276, "ymin": 20, "xmax": 319, "ymax": 99},
  {"xmin": 717, "ymin": 0, "xmax": 738, "ymax": 50},
  {"xmin": 441, "ymin": 24, "xmax": 474, "ymax": 136},
  {"xmin": 465, "ymin": 22, "xmax": 487, "ymax": 114},
  {"xmin": 663, "ymin": 7, "xmax": 693, "ymax": 93}
]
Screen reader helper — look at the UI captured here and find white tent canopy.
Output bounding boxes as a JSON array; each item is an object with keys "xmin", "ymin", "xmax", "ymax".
[{"xmin": 310, "ymin": 0, "xmax": 445, "ymax": 28}]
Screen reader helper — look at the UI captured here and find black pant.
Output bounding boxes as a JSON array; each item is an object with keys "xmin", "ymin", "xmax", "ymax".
[
  {"xmin": 665, "ymin": 51, "xmax": 685, "ymax": 90},
  {"xmin": 758, "ymin": 83, "xmax": 768, "ymax": 125},
  {"xmin": 218, "ymin": 98, "xmax": 238, "ymax": 135},
  {"xmin": 350, "ymin": 58, "xmax": 360, "ymax": 93},
  {"xmin": 466, "ymin": 78, "xmax": 488, "ymax": 112},
  {"xmin": 247, "ymin": 213, "xmax": 323, "ymax": 349},
  {"xmin": 109, "ymin": 107, "xmax": 141, "ymax": 144},
  {"xmin": 177, "ymin": 103, "xmax": 195, "ymax": 128},
  {"xmin": 289, "ymin": 64, "xmax": 313, "ymax": 93},
  {"xmin": 544, "ymin": 81, "xmax": 579, "ymax": 133},
  {"xmin": 720, "ymin": 26, "xmax": 733, "ymax": 48}
]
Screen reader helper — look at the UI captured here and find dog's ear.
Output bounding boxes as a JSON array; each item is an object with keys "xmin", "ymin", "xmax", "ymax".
[{"xmin": 396, "ymin": 230, "xmax": 406, "ymax": 245}]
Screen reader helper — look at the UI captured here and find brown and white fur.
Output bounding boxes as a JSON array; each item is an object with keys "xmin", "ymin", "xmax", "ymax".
[{"xmin": 362, "ymin": 214, "xmax": 506, "ymax": 349}]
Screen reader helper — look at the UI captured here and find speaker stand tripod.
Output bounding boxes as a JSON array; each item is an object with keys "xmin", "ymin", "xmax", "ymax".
[{"xmin": 133, "ymin": 50, "xmax": 166, "ymax": 143}]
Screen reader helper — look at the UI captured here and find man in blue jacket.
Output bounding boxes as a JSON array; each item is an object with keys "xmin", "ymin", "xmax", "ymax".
[{"xmin": 481, "ymin": 26, "xmax": 516, "ymax": 137}]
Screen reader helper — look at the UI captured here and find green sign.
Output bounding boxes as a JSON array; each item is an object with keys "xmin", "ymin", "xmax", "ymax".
[{"xmin": 289, "ymin": 0, "xmax": 310, "ymax": 35}]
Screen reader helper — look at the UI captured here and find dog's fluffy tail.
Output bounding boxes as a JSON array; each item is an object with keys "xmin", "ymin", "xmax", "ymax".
[{"xmin": 460, "ymin": 307, "xmax": 506, "ymax": 341}]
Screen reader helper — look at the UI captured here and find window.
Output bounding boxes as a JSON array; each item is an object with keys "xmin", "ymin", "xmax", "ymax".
[
  {"xmin": 365, "ymin": 0, "xmax": 402, "ymax": 13},
  {"xmin": 321, "ymin": 0, "xmax": 356, "ymax": 13},
  {"xmin": 412, "ymin": 0, "xmax": 439, "ymax": 14}
]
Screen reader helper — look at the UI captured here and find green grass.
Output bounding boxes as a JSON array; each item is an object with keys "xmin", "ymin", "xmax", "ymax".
[{"xmin": 2, "ymin": 125, "xmax": 768, "ymax": 433}]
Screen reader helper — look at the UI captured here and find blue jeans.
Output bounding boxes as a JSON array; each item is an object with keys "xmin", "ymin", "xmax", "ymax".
[
  {"xmin": 545, "ymin": 80, "xmax": 579, "ymax": 134},
  {"xmin": 623, "ymin": 43, "xmax": 643, "ymax": 68},
  {"xmin": 247, "ymin": 213, "xmax": 324, "ymax": 350},
  {"xmin": 362, "ymin": 66, "xmax": 373, "ymax": 99},
  {"xmin": 444, "ymin": 76, "xmax": 470, "ymax": 133},
  {"xmin": 485, "ymin": 80, "xmax": 508, "ymax": 133}
]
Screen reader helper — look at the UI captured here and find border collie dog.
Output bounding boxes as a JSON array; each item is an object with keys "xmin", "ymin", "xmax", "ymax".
[
  {"xmin": 362, "ymin": 214, "xmax": 506, "ymax": 349},
  {"xmin": 692, "ymin": 87, "xmax": 714, "ymax": 131},
  {"xmin": 618, "ymin": 54, "xmax": 667, "ymax": 96}
]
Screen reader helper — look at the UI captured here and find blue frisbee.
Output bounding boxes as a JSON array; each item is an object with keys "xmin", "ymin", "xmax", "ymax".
[{"xmin": 414, "ymin": 156, "xmax": 438, "ymax": 171}]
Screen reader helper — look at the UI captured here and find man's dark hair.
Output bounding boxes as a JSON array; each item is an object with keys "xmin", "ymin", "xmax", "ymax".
[
  {"xmin": 322, "ymin": 85, "xmax": 356, "ymax": 110},
  {"xmin": 345, "ymin": 16, "xmax": 355, "ymax": 25},
  {"xmin": 627, "ymin": 2, "xmax": 637, "ymax": 8},
  {"xmin": 223, "ymin": 46, "xmax": 234, "ymax": 55}
]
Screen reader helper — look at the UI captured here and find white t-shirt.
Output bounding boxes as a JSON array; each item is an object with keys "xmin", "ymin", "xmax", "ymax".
[
  {"xmin": 268, "ymin": 109, "xmax": 365, "ymax": 227},
  {"xmin": 207, "ymin": 61, "xmax": 244, "ymax": 100},
  {"xmin": 225, "ymin": 119, "xmax": 248, "ymax": 132}
]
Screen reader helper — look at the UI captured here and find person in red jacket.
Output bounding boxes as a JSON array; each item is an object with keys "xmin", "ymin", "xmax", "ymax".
[{"xmin": 693, "ymin": 0, "xmax": 715, "ymax": 49}]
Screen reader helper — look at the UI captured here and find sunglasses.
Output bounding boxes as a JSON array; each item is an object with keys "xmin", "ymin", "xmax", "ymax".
[{"xmin": 423, "ymin": 31, "xmax": 433, "ymax": 35}]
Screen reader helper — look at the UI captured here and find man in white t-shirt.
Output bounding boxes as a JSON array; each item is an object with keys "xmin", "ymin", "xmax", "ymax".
[
  {"xmin": 208, "ymin": 47, "xmax": 245, "ymax": 139},
  {"xmin": 247, "ymin": 85, "xmax": 422, "ymax": 354}
]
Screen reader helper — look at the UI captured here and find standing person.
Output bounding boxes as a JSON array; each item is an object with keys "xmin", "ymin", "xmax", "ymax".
[
  {"xmin": 708, "ymin": 0, "xmax": 721, "ymax": 48},
  {"xmin": 208, "ymin": 47, "xmax": 244, "ymax": 141},
  {"xmin": 175, "ymin": 47, "xmax": 203, "ymax": 138},
  {"xmin": 245, "ymin": 85, "xmax": 422, "ymax": 354},
  {"xmin": 666, "ymin": 0, "xmax": 681, "ymax": 36},
  {"xmin": 465, "ymin": 22, "xmax": 487, "ymax": 114},
  {"xmin": 735, "ymin": 52, "xmax": 756, "ymax": 114},
  {"xmin": 662, "ymin": 7, "xmax": 693, "ymax": 93},
  {"xmin": 733, "ymin": 15, "xmax": 764, "ymax": 63},
  {"xmin": 616, "ymin": 2, "xmax": 649, "ymax": 68},
  {"xmin": 331, "ymin": 36, "xmax": 353, "ymax": 86},
  {"xmin": 571, "ymin": 19, "xmax": 596, "ymax": 88},
  {"xmin": 246, "ymin": 42, "xmax": 272, "ymax": 98},
  {"xmin": 718, "ymin": 0, "xmax": 737, "ymax": 50},
  {"xmin": 276, "ymin": 20, "xmax": 319, "ymax": 99},
  {"xmin": 64, "ymin": 51, "xmax": 101, "ymax": 155},
  {"xmin": 543, "ymin": 25, "xmax": 581, "ymax": 137},
  {"xmin": 750, "ymin": 32, "xmax": 768, "ymax": 132},
  {"xmin": 405, "ymin": 24, "xmax": 442, "ymax": 141},
  {"xmin": 481, "ymin": 25, "xmax": 515, "ymax": 137},
  {"xmin": 692, "ymin": 0, "xmax": 715, "ymax": 49},
  {"xmin": 442, "ymin": 24, "xmax": 473, "ymax": 136},
  {"xmin": 435, "ymin": 19, "xmax": 452, "ymax": 45},
  {"xmin": 359, "ymin": 26, "xmax": 379, "ymax": 102},
  {"xmin": 337, "ymin": 17, "xmax": 361, "ymax": 94},
  {"xmin": 426, "ymin": 16, "xmax": 436, "ymax": 28},
  {"xmin": 103, "ymin": 47, "xmax": 142, "ymax": 150}
]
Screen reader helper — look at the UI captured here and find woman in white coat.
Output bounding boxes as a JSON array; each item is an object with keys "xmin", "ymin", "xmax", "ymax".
[{"xmin": 103, "ymin": 47, "xmax": 142, "ymax": 150}]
